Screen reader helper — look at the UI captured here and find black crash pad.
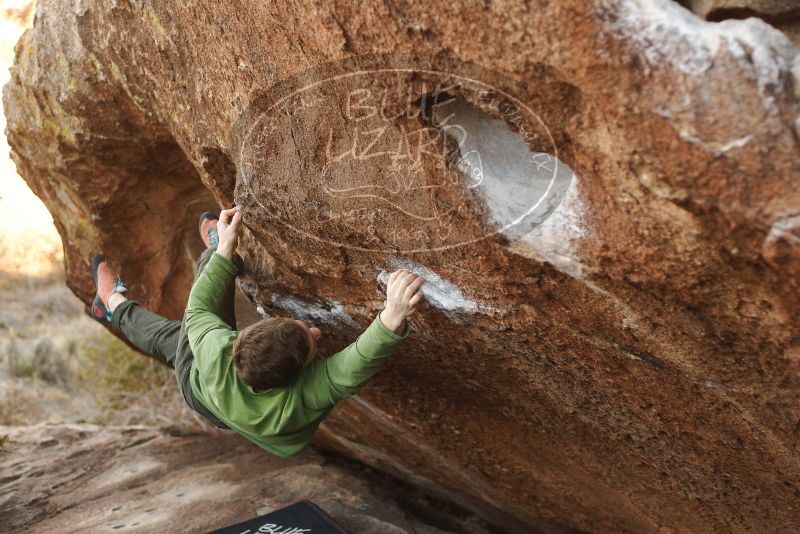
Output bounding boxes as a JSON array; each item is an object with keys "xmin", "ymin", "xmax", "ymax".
[{"xmin": 209, "ymin": 500, "xmax": 347, "ymax": 534}]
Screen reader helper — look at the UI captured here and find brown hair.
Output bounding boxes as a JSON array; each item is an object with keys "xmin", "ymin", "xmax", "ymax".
[{"xmin": 232, "ymin": 317, "xmax": 310, "ymax": 391}]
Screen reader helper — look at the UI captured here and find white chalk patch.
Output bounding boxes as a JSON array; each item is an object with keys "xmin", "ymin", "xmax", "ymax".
[
  {"xmin": 432, "ymin": 98, "xmax": 575, "ymax": 236},
  {"xmin": 271, "ymin": 293, "xmax": 359, "ymax": 327},
  {"xmin": 605, "ymin": 0, "xmax": 797, "ymax": 113},
  {"xmin": 431, "ymin": 96, "xmax": 587, "ymax": 280},
  {"xmin": 718, "ymin": 134, "xmax": 753, "ymax": 153},
  {"xmin": 766, "ymin": 216, "xmax": 800, "ymax": 245},
  {"xmin": 517, "ymin": 179, "xmax": 588, "ymax": 280},
  {"xmin": 378, "ymin": 260, "xmax": 495, "ymax": 323},
  {"xmin": 236, "ymin": 278, "xmax": 270, "ymax": 318}
]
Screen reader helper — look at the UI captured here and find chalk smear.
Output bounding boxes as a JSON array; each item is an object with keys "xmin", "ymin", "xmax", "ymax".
[
  {"xmin": 432, "ymin": 94, "xmax": 587, "ymax": 281},
  {"xmin": 604, "ymin": 0, "xmax": 797, "ymax": 113},
  {"xmin": 271, "ymin": 293, "xmax": 359, "ymax": 328},
  {"xmin": 514, "ymin": 179, "xmax": 588, "ymax": 280},
  {"xmin": 378, "ymin": 259, "xmax": 495, "ymax": 323}
]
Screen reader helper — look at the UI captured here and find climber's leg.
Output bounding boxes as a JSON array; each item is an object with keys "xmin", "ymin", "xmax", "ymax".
[
  {"xmin": 111, "ymin": 301, "xmax": 182, "ymax": 366},
  {"xmin": 90, "ymin": 253, "xmax": 181, "ymax": 365},
  {"xmin": 88, "ymin": 253, "xmax": 127, "ymax": 322}
]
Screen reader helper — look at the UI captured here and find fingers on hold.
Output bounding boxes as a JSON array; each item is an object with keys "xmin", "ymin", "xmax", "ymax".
[
  {"xmin": 403, "ymin": 276, "xmax": 424, "ymax": 300},
  {"xmin": 389, "ymin": 270, "xmax": 407, "ymax": 290},
  {"xmin": 229, "ymin": 215, "xmax": 242, "ymax": 233},
  {"xmin": 409, "ymin": 291, "xmax": 424, "ymax": 305},
  {"xmin": 397, "ymin": 271, "xmax": 417, "ymax": 291},
  {"xmin": 410, "ymin": 275, "xmax": 425, "ymax": 290},
  {"xmin": 220, "ymin": 206, "xmax": 238, "ymax": 222}
]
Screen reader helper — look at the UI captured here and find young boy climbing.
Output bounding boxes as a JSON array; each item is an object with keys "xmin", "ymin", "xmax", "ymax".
[{"xmin": 89, "ymin": 206, "xmax": 424, "ymax": 457}]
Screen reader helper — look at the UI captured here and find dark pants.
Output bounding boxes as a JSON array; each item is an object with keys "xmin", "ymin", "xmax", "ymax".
[{"xmin": 111, "ymin": 247, "xmax": 230, "ymax": 429}]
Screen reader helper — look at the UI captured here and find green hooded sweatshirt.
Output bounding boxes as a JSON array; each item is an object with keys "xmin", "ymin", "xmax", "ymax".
[{"xmin": 186, "ymin": 252, "xmax": 407, "ymax": 457}]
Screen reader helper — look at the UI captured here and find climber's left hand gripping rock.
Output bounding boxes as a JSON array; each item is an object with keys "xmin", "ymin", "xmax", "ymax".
[{"xmin": 216, "ymin": 206, "xmax": 242, "ymax": 261}]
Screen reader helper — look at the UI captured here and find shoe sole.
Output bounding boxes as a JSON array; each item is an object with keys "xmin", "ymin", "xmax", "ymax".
[
  {"xmin": 89, "ymin": 253, "xmax": 109, "ymax": 322},
  {"xmin": 90, "ymin": 253, "xmax": 105, "ymax": 286},
  {"xmin": 198, "ymin": 211, "xmax": 219, "ymax": 247},
  {"xmin": 198, "ymin": 211, "xmax": 218, "ymax": 229}
]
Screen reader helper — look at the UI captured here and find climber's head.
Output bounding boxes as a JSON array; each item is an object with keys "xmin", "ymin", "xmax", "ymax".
[{"xmin": 232, "ymin": 317, "xmax": 321, "ymax": 391}]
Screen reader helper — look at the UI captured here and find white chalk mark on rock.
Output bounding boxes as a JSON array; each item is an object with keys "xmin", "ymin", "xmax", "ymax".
[
  {"xmin": 431, "ymin": 95, "xmax": 587, "ymax": 280},
  {"xmin": 765, "ymin": 216, "xmax": 800, "ymax": 247},
  {"xmin": 515, "ymin": 179, "xmax": 588, "ymax": 280},
  {"xmin": 717, "ymin": 134, "xmax": 753, "ymax": 153},
  {"xmin": 605, "ymin": 0, "xmax": 797, "ymax": 113},
  {"xmin": 377, "ymin": 260, "xmax": 495, "ymax": 323},
  {"xmin": 431, "ymin": 97, "xmax": 573, "ymax": 237},
  {"xmin": 271, "ymin": 293, "xmax": 359, "ymax": 328}
]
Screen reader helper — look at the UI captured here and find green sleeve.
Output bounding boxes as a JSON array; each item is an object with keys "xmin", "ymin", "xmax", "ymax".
[
  {"xmin": 185, "ymin": 252, "xmax": 238, "ymax": 362},
  {"xmin": 299, "ymin": 313, "xmax": 408, "ymax": 411}
]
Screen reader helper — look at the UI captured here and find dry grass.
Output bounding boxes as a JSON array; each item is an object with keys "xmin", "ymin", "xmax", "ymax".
[
  {"xmin": 77, "ymin": 330, "xmax": 192, "ymax": 426},
  {"xmin": 0, "ymin": 383, "xmax": 44, "ymax": 425},
  {"xmin": 7, "ymin": 336, "xmax": 73, "ymax": 384},
  {"xmin": 0, "ymin": 267, "xmax": 202, "ymax": 428}
]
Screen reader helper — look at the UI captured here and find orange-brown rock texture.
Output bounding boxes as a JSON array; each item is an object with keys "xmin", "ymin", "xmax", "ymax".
[{"xmin": 4, "ymin": 0, "xmax": 799, "ymax": 532}]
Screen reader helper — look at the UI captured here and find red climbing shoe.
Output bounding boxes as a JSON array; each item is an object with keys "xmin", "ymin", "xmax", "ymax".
[
  {"xmin": 89, "ymin": 254, "xmax": 126, "ymax": 322},
  {"xmin": 199, "ymin": 212, "xmax": 219, "ymax": 249}
]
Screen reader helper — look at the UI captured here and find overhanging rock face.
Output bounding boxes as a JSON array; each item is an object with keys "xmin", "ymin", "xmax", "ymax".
[{"xmin": 4, "ymin": 1, "xmax": 799, "ymax": 532}]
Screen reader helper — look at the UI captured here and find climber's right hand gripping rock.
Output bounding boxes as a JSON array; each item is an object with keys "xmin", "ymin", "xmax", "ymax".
[{"xmin": 380, "ymin": 269, "xmax": 425, "ymax": 334}]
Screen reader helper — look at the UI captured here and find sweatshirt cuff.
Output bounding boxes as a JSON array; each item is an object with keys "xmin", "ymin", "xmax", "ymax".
[
  {"xmin": 211, "ymin": 252, "xmax": 239, "ymax": 275},
  {"xmin": 375, "ymin": 311, "xmax": 410, "ymax": 340}
]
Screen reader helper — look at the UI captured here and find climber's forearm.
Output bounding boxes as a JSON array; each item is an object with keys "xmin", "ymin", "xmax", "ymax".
[
  {"xmin": 298, "ymin": 314, "xmax": 408, "ymax": 410},
  {"xmin": 217, "ymin": 242, "xmax": 235, "ymax": 261},
  {"xmin": 185, "ymin": 253, "xmax": 238, "ymax": 351},
  {"xmin": 187, "ymin": 253, "xmax": 238, "ymax": 313}
]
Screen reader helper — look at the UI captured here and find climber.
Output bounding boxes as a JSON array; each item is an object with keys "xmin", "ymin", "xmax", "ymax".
[{"xmin": 88, "ymin": 206, "xmax": 424, "ymax": 457}]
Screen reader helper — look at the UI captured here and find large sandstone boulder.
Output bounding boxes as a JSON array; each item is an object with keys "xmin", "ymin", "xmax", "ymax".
[{"xmin": 4, "ymin": 0, "xmax": 799, "ymax": 532}]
